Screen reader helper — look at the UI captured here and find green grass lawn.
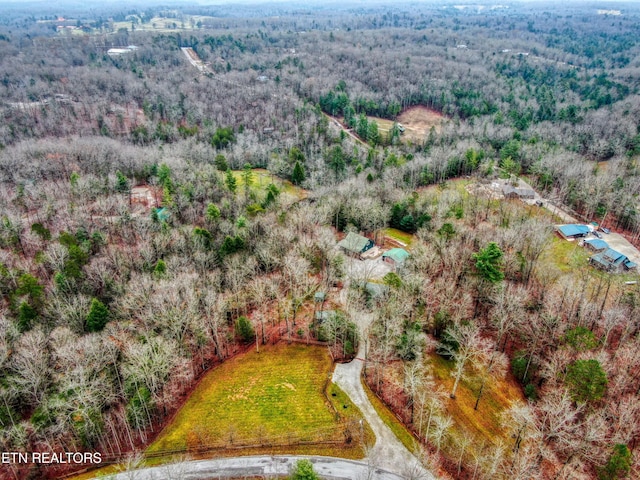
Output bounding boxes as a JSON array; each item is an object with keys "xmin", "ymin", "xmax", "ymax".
[
  {"xmin": 230, "ymin": 168, "xmax": 306, "ymax": 202},
  {"xmin": 69, "ymin": 344, "xmax": 370, "ymax": 479},
  {"xmin": 383, "ymin": 228, "xmax": 415, "ymax": 248},
  {"xmin": 541, "ymin": 237, "xmax": 590, "ymax": 273},
  {"xmin": 147, "ymin": 343, "xmax": 360, "ymax": 454}
]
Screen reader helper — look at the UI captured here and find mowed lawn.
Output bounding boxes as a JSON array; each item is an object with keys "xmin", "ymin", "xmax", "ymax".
[
  {"xmin": 383, "ymin": 227, "xmax": 414, "ymax": 248},
  {"xmin": 147, "ymin": 344, "xmax": 342, "ymax": 454},
  {"xmin": 541, "ymin": 236, "xmax": 589, "ymax": 273}
]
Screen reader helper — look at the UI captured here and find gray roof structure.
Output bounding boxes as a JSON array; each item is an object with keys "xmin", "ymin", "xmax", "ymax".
[{"xmin": 337, "ymin": 232, "xmax": 373, "ymax": 254}]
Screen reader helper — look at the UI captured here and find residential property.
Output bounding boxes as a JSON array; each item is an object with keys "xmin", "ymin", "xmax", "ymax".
[
  {"xmin": 502, "ymin": 184, "xmax": 535, "ymax": 199},
  {"xmin": 583, "ymin": 238, "xmax": 609, "ymax": 252},
  {"xmin": 589, "ymin": 248, "xmax": 637, "ymax": 273},
  {"xmin": 556, "ymin": 224, "xmax": 591, "ymax": 240},
  {"xmin": 382, "ymin": 248, "xmax": 410, "ymax": 268},
  {"xmin": 337, "ymin": 232, "xmax": 374, "ymax": 258}
]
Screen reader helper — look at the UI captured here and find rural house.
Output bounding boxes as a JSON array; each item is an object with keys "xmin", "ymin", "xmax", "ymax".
[
  {"xmin": 502, "ymin": 185, "xmax": 535, "ymax": 200},
  {"xmin": 583, "ymin": 238, "xmax": 609, "ymax": 252},
  {"xmin": 556, "ymin": 224, "xmax": 591, "ymax": 240},
  {"xmin": 382, "ymin": 248, "xmax": 410, "ymax": 268},
  {"xmin": 337, "ymin": 232, "xmax": 374, "ymax": 258},
  {"xmin": 589, "ymin": 248, "xmax": 637, "ymax": 273}
]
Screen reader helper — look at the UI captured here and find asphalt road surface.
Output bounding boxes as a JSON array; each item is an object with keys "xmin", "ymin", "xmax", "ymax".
[{"xmin": 100, "ymin": 455, "xmax": 409, "ymax": 479}]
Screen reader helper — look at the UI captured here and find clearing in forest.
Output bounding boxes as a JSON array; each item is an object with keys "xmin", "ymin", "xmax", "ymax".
[
  {"xmin": 397, "ymin": 106, "xmax": 446, "ymax": 141},
  {"xmin": 147, "ymin": 343, "xmax": 370, "ymax": 458},
  {"xmin": 230, "ymin": 168, "xmax": 307, "ymax": 203},
  {"xmin": 368, "ymin": 106, "xmax": 446, "ymax": 144},
  {"xmin": 383, "ymin": 227, "xmax": 415, "ymax": 249}
]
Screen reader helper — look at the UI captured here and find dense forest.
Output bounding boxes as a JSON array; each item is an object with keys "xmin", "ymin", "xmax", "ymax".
[{"xmin": 0, "ymin": 1, "xmax": 639, "ymax": 479}]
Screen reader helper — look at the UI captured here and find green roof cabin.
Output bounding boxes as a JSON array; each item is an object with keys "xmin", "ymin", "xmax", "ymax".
[
  {"xmin": 382, "ymin": 248, "xmax": 410, "ymax": 267},
  {"xmin": 337, "ymin": 232, "xmax": 374, "ymax": 258}
]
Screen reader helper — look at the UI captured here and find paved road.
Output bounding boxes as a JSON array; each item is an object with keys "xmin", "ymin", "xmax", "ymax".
[{"xmin": 99, "ymin": 455, "xmax": 407, "ymax": 480}]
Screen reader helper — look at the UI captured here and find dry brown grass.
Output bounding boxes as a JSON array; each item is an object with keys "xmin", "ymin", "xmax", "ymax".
[{"xmin": 428, "ymin": 353, "xmax": 525, "ymax": 459}]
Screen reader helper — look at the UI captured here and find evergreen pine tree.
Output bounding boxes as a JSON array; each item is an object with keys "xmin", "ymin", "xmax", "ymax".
[
  {"xmin": 291, "ymin": 161, "xmax": 305, "ymax": 185},
  {"xmin": 86, "ymin": 298, "xmax": 110, "ymax": 333}
]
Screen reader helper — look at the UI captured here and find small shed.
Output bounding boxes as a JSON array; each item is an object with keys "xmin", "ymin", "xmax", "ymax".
[
  {"xmin": 382, "ymin": 248, "xmax": 410, "ymax": 267},
  {"xmin": 556, "ymin": 224, "xmax": 591, "ymax": 240},
  {"xmin": 314, "ymin": 292, "xmax": 326, "ymax": 303},
  {"xmin": 337, "ymin": 232, "xmax": 374, "ymax": 257},
  {"xmin": 584, "ymin": 238, "xmax": 609, "ymax": 252}
]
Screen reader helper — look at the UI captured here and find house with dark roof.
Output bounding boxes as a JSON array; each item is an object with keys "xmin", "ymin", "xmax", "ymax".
[
  {"xmin": 584, "ymin": 238, "xmax": 609, "ymax": 252},
  {"xmin": 382, "ymin": 248, "xmax": 410, "ymax": 268},
  {"xmin": 590, "ymin": 248, "xmax": 637, "ymax": 273},
  {"xmin": 502, "ymin": 185, "xmax": 535, "ymax": 199},
  {"xmin": 337, "ymin": 232, "xmax": 374, "ymax": 258},
  {"xmin": 556, "ymin": 224, "xmax": 591, "ymax": 240}
]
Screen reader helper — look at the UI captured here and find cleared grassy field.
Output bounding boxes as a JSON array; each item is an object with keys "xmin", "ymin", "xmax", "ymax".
[
  {"xmin": 383, "ymin": 228, "xmax": 415, "ymax": 248},
  {"xmin": 147, "ymin": 343, "xmax": 363, "ymax": 454},
  {"xmin": 541, "ymin": 236, "xmax": 589, "ymax": 273},
  {"xmin": 230, "ymin": 168, "xmax": 307, "ymax": 203},
  {"xmin": 69, "ymin": 344, "xmax": 372, "ymax": 479},
  {"xmin": 112, "ymin": 16, "xmax": 209, "ymax": 32},
  {"xmin": 367, "ymin": 107, "xmax": 445, "ymax": 144}
]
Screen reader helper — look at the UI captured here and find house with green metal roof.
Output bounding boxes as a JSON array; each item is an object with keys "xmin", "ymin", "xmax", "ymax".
[
  {"xmin": 382, "ymin": 248, "xmax": 410, "ymax": 268},
  {"xmin": 584, "ymin": 238, "xmax": 608, "ymax": 252},
  {"xmin": 589, "ymin": 248, "xmax": 637, "ymax": 273},
  {"xmin": 337, "ymin": 232, "xmax": 374, "ymax": 258},
  {"xmin": 556, "ymin": 224, "xmax": 591, "ymax": 240}
]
